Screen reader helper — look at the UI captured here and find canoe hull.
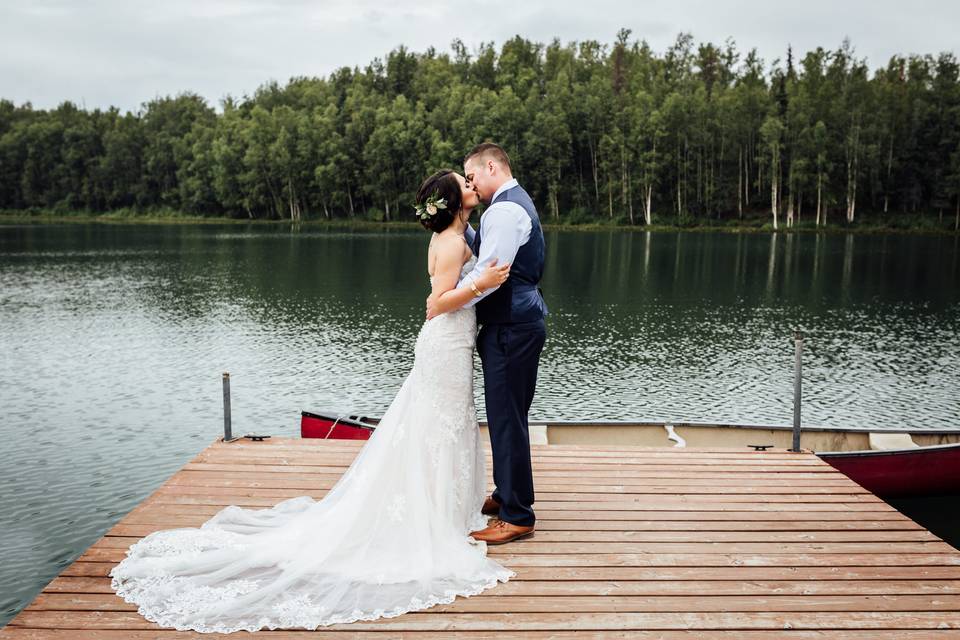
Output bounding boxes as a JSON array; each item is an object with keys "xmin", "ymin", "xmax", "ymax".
[
  {"xmin": 818, "ymin": 443, "xmax": 960, "ymax": 498},
  {"xmin": 300, "ymin": 411, "xmax": 375, "ymax": 440}
]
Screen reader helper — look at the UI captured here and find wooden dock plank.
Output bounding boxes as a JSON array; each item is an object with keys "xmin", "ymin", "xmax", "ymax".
[
  {"xmin": 74, "ymin": 541, "xmax": 959, "ymax": 564},
  {"xmin": 57, "ymin": 560, "xmax": 960, "ymax": 580},
  {"xmin": 2, "ymin": 631, "xmax": 960, "ymax": 640},
  {"xmin": 5, "ymin": 438, "xmax": 960, "ymax": 637},
  {"xmin": 90, "ymin": 527, "xmax": 942, "ymax": 544},
  {"xmin": 105, "ymin": 519, "xmax": 927, "ymax": 538},
  {"xmin": 40, "ymin": 575, "xmax": 960, "ymax": 596},
  {"xmin": 113, "ymin": 506, "xmax": 917, "ymax": 522},
  {"xmin": 24, "ymin": 592, "xmax": 960, "ymax": 613},
  {"xmin": 8, "ymin": 610, "xmax": 960, "ymax": 631}
]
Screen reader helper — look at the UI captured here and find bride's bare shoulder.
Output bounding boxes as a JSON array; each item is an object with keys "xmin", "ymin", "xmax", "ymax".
[
  {"xmin": 430, "ymin": 231, "xmax": 463, "ymax": 254},
  {"xmin": 427, "ymin": 232, "xmax": 465, "ymax": 275}
]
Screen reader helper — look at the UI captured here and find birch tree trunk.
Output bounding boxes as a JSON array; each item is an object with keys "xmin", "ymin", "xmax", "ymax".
[
  {"xmin": 287, "ymin": 182, "xmax": 293, "ymax": 220},
  {"xmin": 608, "ymin": 179, "xmax": 613, "ymax": 219},
  {"xmin": 846, "ymin": 122, "xmax": 860, "ymax": 224},
  {"xmin": 589, "ymin": 141, "xmax": 599, "ymax": 206},
  {"xmin": 551, "ymin": 173, "xmax": 560, "ymax": 219},
  {"xmin": 815, "ymin": 188, "xmax": 821, "ymax": 227},
  {"xmin": 847, "ymin": 173, "xmax": 857, "ymax": 223},
  {"xmin": 738, "ymin": 146, "xmax": 743, "ymax": 219},
  {"xmin": 676, "ymin": 175, "xmax": 682, "ymax": 219},
  {"xmin": 767, "ymin": 134, "xmax": 780, "ymax": 230},
  {"xmin": 287, "ymin": 178, "xmax": 301, "ymax": 221},
  {"xmin": 815, "ymin": 171, "xmax": 823, "ymax": 227},
  {"xmin": 771, "ymin": 168, "xmax": 779, "ymax": 230},
  {"xmin": 716, "ymin": 134, "xmax": 725, "ymax": 219},
  {"xmin": 884, "ymin": 137, "xmax": 893, "ymax": 213},
  {"xmin": 644, "ymin": 184, "xmax": 652, "ymax": 225},
  {"xmin": 757, "ymin": 147, "xmax": 762, "ymax": 204},
  {"xmin": 676, "ymin": 140, "xmax": 682, "ymax": 219},
  {"xmin": 620, "ymin": 143, "xmax": 628, "ymax": 215},
  {"xmin": 683, "ymin": 136, "xmax": 689, "ymax": 219},
  {"xmin": 696, "ymin": 147, "xmax": 702, "ymax": 211}
]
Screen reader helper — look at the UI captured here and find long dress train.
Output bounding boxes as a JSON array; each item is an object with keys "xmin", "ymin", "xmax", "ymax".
[{"xmin": 110, "ymin": 255, "xmax": 512, "ymax": 633}]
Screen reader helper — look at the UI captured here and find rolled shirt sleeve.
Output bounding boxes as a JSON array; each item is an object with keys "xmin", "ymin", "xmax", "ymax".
[{"xmin": 459, "ymin": 201, "xmax": 532, "ymax": 308}]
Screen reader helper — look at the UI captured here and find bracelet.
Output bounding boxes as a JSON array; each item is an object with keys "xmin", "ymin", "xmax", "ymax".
[{"xmin": 469, "ymin": 280, "xmax": 484, "ymax": 297}]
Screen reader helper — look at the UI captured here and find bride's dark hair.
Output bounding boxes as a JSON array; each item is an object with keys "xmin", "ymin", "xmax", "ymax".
[{"xmin": 414, "ymin": 170, "xmax": 462, "ymax": 233}]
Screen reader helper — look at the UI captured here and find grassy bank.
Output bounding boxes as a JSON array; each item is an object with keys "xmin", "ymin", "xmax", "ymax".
[{"xmin": 2, "ymin": 207, "xmax": 958, "ymax": 236}]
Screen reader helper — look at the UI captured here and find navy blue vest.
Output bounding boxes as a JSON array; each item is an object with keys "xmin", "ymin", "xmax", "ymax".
[{"xmin": 473, "ymin": 184, "xmax": 547, "ymax": 325}]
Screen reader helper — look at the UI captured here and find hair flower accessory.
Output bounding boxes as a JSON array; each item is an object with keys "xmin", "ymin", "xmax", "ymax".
[{"xmin": 414, "ymin": 192, "xmax": 447, "ymax": 220}]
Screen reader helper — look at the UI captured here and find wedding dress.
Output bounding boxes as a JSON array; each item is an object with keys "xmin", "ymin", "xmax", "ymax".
[{"xmin": 110, "ymin": 254, "xmax": 513, "ymax": 633}]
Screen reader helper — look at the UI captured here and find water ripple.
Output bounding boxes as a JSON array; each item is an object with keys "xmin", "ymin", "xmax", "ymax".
[{"xmin": 0, "ymin": 224, "xmax": 958, "ymax": 625}]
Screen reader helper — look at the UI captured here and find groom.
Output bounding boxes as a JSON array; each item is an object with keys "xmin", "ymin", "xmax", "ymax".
[{"xmin": 427, "ymin": 142, "xmax": 547, "ymax": 545}]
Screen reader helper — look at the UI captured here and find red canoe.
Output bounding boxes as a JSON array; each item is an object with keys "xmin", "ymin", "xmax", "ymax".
[
  {"xmin": 817, "ymin": 443, "xmax": 960, "ymax": 498},
  {"xmin": 300, "ymin": 410, "xmax": 487, "ymax": 439},
  {"xmin": 301, "ymin": 410, "xmax": 376, "ymax": 440}
]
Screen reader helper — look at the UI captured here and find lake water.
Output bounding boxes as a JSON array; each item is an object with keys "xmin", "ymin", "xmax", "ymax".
[{"xmin": 1, "ymin": 223, "xmax": 958, "ymax": 625}]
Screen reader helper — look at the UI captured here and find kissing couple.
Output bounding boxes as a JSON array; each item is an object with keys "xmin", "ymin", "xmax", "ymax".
[{"xmin": 109, "ymin": 142, "xmax": 549, "ymax": 632}]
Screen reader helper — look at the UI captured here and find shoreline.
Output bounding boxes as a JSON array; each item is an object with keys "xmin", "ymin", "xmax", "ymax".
[{"xmin": 1, "ymin": 210, "xmax": 958, "ymax": 237}]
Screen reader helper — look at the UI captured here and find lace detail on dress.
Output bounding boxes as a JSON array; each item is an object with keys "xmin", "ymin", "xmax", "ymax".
[
  {"xmin": 420, "ymin": 254, "xmax": 480, "ymax": 471},
  {"xmin": 109, "ymin": 253, "xmax": 514, "ymax": 633}
]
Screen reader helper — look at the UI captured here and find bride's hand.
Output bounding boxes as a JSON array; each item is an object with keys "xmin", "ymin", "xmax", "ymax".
[{"xmin": 475, "ymin": 259, "xmax": 510, "ymax": 291}]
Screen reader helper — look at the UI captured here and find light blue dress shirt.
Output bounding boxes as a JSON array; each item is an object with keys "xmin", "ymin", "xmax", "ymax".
[{"xmin": 460, "ymin": 179, "xmax": 532, "ymax": 307}]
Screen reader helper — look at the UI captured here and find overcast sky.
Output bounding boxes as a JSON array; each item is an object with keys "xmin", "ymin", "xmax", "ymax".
[{"xmin": 2, "ymin": 0, "xmax": 958, "ymax": 113}]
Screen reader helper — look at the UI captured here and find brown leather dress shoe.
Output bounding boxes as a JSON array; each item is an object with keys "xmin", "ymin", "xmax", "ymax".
[
  {"xmin": 469, "ymin": 519, "xmax": 535, "ymax": 545},
  {"xmin": 481, "ymin": 496, "xmax": 500, "ymax": 516}
]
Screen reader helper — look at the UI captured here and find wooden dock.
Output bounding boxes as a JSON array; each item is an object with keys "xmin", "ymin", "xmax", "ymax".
[{"xmin": 3, "ymin": 437, "xmax": 960, "ymax": 638}]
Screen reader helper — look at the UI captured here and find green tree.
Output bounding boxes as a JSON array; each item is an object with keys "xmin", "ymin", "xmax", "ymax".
[
  {"xmin": 140, "ymin": 94, "xmax": 215, "ymax": 210},
  {"xmin": 759, "ymin": 115, "xmax": 784, "ymax": 229},
  {"xmin": 0, "ymin": 34, "xmax": 957, "ymax": 229}
]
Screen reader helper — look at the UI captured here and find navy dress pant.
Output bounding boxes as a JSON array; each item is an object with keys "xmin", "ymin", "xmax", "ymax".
[{"xmin": 477, "ymin": 318, "xmax": 546, "ymax": 527}]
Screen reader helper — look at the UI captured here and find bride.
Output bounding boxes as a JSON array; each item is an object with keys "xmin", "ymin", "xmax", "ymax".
[{"xmin": 110, "ymin": 169, "xmax": 514, "ymax": 633}]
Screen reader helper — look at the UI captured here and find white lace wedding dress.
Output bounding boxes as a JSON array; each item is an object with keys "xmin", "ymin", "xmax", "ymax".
[{"xmin": 110, "ymin": 255, "xmax": 512, "ymax": 633}]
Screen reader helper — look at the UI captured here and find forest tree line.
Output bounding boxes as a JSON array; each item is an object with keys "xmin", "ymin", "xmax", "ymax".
[{"xmin": 1, "ymin": 31, "xmax": 959, "ymax": 229}]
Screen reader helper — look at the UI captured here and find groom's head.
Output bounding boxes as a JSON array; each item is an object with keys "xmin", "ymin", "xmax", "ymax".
[{"xmin": 464, "ymin": 143, "xmax": 513, "ymax": 205}]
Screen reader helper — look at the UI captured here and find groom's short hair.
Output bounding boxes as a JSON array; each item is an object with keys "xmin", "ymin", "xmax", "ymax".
[{"xmin": 464, "ymin": 142, "xmax": 512, "ymax": 171}]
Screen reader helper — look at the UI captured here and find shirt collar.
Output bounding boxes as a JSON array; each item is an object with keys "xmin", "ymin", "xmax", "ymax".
[{"xmin": 491, "ymin": 178, "xmax": 518, "ymax": 203}]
